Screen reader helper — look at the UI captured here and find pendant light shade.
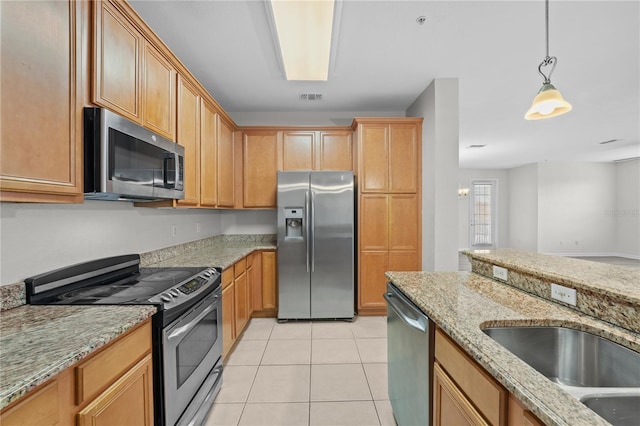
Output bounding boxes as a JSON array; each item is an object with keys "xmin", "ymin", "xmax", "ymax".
[
  {"xmin": 525, "ymin": 0, "xmax": 572, "ymax": 120},
  {"xmin": 525, "ymin": 83, "xmax": 572, "ymax": 120}
]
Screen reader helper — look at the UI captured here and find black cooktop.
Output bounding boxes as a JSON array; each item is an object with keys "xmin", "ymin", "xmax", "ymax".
[{"xmin": 45, "ymin": 267, "xmax": 207, "ymax": 305}]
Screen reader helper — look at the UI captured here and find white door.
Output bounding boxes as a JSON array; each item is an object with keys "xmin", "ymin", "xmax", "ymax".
[{"xmin": 469, "ymin": 180, "xmax": 498, "ymax": 249}]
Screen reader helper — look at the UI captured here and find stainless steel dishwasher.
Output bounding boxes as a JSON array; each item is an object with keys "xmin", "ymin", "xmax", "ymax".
[{"xmin": 385, "ymin": 282, "xmax": 433, "ymax": 426}]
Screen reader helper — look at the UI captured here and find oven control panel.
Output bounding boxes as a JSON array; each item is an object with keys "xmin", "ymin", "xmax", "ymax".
[{"xmin": 150, "ymin": 268, "xmax": 220, "ymax": 308}]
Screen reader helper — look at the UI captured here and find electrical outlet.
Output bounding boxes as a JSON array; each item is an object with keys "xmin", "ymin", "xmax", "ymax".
[
  {"xmin": 172, "ymin": 225, "xmax": 177, "ymax": 237},
  {"xmin": 551, "ymin": 283, "xmax": 577, "ymax": 306},
  {"xmin": 492, "ymin": 265, "xmax": 508, "ymax": 281}
]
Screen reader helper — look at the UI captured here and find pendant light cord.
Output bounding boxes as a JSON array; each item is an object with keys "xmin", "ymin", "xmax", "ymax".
[
  {"xmin": 545, "ymin": 0, "xmax": 550, "ymax": 58},
  {"xmin": 538, "ymin": 0, "xmax": 556, "ymax": 84}
]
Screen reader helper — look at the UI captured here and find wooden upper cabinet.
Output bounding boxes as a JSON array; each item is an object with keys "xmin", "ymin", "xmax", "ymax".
[
  {"xmin": 200, "ymin": 99, "xmax": 218, "ymax": 207},
  {"xmin": 142, "ymin": 42, "xmax": 175, "ymax": 140},
  {"xmin": 243, "ymin": 131, "xmax": 279, "ymax": 208},
  {"xmin": 355, "ymin": 119, "xmax": 422, "ymax": 193},
  {"xmin": 93, "ymin": 0, "xmax": 141, "ymax": 122},
  {"xmin": 94, "ymin": 0, "xmax": 176, "ymax": 141},
  {"xmin": 389, "ymin": 124, "xmax": 419, "ymax": 193},
  {"xmin": 282, "ymin": 131, "xmax": 314, "ymax": 171},
  {"xmin": 358, "ymin": 124, "xmax": 389, "ymax": 192},
  {"xmin": 317, "ymin": 131, "xmax": 353, "ymax": 171},
  {"xmin": 0, "ymin": 0, "xmax": 84, "ymax": 203},
  {"xmin": 176, "ymin": 75, "xmax": 200, "ymax": 207},
  {"xmin": 217, "ymin": 116, "xmax": 235, "ymax": 207}
]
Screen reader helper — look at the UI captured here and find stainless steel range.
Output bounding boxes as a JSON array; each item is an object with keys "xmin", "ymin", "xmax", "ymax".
[{"xmin": 26, "ymin": 254, "xmax": 222, "ymax": 426}]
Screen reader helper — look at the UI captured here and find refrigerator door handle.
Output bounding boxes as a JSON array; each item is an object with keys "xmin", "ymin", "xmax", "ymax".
[
  {"xmin": 305, "ymin": 190, "xmax": 310, "ymax": 273},
  {"xmin": 310, "ymin": 189, "xmax": 315, "ymax": 272}
]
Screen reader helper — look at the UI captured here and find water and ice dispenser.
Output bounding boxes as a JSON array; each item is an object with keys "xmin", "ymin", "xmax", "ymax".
[{"xmin": 284, "ymin": 207, "xmax": 303, "ymax": 239}]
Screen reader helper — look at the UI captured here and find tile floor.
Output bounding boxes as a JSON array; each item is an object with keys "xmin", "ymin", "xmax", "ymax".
[{"xmin": 205, "ymin": 316, "xmax": 396, "ymax": 426}]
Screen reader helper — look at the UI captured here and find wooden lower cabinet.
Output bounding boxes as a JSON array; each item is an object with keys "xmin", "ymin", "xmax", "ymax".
[
  {"xmin": 507, "ymin": 395, "xmax": 544, "ymax": 426},
  {"xmin": 234, "ymin": 259, "xmax": 249, "ymax": 336},
  {"xmin": 260, "ymin": 251, "xmax": 278, "ymax": 315},
  {"xmin": 434, "ymin": 327, "xmax": 544, "ymax": 426},
  {"xmin": 221, "ymin": 268, "xmax": 235, "ymax": 359},
  {"xmin": 76, "ymin": 354, "xmax": 153, "ymax": 426},
  {"xmin": 0, "ymin": 320, "xmax": 153, "ymax": 426},
  {"xmin": 358, "ymin": 251, "xmax": 389, "ymax": 314},
  {"xmin": 434, "ymin": 363, "xmax": 488, "ymax": 426}
]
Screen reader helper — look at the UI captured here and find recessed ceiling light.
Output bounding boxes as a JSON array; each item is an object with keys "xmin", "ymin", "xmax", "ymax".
[{"xmin": 467, "ymin": 144, "xmax": 486, "ymax": 149}]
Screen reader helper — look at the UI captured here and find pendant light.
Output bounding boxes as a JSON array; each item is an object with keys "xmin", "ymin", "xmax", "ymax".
[{"xmin": 525, "ymin": 0, "xmax": 572, "ymax": 120}]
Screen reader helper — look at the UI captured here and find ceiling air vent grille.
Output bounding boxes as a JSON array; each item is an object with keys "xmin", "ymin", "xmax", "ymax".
[{"xmin": 299, "ymin": 93, "xmax": 323, "ymax": 101}]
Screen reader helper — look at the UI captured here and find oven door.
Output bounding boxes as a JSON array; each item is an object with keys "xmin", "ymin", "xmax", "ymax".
[{"xmin": 162, "ymin": 288, "xmax": 222, "ymax": 426}]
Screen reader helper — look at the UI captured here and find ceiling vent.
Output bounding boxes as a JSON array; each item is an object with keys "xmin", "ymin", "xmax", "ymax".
[
  {"xmin": 299, "ymin": 93, "xmax": 323, "ymax": 101},
  {"xmin": 600, "ymin": 139, "xmax": 622, "ymax": 145}
]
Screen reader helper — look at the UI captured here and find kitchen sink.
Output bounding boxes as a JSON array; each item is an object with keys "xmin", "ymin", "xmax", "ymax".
[
  {"xmin": 481, "ymin": 326, "xmax": 640, "ymax": 387},
  {"xmin": 580, "ymin": 395, "xmax": 640, "ymax": 426}
]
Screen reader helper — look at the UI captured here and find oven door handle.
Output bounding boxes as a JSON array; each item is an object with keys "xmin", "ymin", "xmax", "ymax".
[{"xmin": 167, "ymin": 298, "xmax": 217, "ymax": 340}]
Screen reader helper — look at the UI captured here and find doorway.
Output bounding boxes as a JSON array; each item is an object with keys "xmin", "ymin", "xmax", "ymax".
[{"xmin": 469, "ymin": 180, "xmax": 498, "ymax": 249}]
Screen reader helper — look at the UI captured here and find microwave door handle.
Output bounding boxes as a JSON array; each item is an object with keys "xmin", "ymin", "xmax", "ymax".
[{"xmin": 163, "ymin": 154, "xmax": 175, "ymax": 188}]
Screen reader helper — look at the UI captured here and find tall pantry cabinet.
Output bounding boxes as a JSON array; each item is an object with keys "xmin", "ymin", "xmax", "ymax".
[{"xmin": 353, "ymin": 118, "xmax": 423, "ymax": 316}]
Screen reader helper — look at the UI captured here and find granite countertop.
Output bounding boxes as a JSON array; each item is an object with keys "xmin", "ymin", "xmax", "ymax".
[
  {"xmin": 464, "ymin": 249, "xmax": 640, "ymax": 304},
  {"xmin": 0, "ymin": 305, "xmax": 156, "ymax": 409},
  {"xmin": 386, "ymin": 270, "xmax": 640, "ymax": 426},
  {"xmin": 143, "ymin": 240, "xmax": 277, "ymax": 270},
  {"xmin": 0, "ymin": 235, "xmax": 277, "ymax": 411}
]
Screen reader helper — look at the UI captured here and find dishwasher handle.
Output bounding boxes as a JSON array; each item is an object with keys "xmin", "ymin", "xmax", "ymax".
[{"xmin": 384, "ymin": 290, "xmax": 428, "ymax": 334}]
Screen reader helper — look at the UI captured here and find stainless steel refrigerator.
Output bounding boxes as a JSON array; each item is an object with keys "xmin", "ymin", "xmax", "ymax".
[{"xmin": 277, "ymin": 171, "xmax": 355, "ymax": 320}]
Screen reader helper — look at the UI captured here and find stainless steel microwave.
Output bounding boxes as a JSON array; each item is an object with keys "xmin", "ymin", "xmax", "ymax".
[{"xmin": 84, "ymin": 107, "xmax": 185, "ymax": 201}]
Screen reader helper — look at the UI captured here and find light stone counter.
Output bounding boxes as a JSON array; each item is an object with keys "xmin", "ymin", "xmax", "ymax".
[
  {"xmin": 0, "ymin": 305, "xmax": 156, "ymax": 409},
  {"xmin": 386, "ymin": 270, "xmax": 640, "ymax": 426},
  {"xmin": 464, "ymin": 249, "xmax": 640, "ymax": 333}
]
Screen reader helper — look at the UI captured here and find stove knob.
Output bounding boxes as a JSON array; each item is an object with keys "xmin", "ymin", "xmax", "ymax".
[
  {"xmin": 160, "ymin": 294, "xmax": 172, "ymax": 303},
  {"xmin": 203, "ymin": 271, "xmax": 211, "ymax": 277},
  {"xmin": 169, "ymin": 289, "xmax": 180, "ymax": 297}
]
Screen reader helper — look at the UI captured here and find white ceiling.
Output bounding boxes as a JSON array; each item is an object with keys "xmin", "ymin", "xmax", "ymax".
[{"xmin": 129, "ymin": 0, "xmax": 640, "ymax": 169}]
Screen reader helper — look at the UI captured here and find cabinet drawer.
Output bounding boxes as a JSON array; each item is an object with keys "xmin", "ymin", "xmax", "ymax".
[
  {"xmin": 435, "ymin": 328, "xmax": 507, "ymax": 426},
  {"xmin": 234, "ymin": 258, "xmax": 246, "ymax": 278},
  {"xmin": 75, "ymin": 321, "xmax": 151, "ymax": 405},
  {"xmin": 222, "ymin": 268, "xmax": 234, "ymax": 290}
]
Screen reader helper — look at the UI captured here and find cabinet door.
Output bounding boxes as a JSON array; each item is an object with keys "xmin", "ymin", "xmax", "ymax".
[
  {"xmin": 389, "ymin": 124, "xmax": 419, "ymax": 193},
  {"xmin": 389, "ymin": 194, "xmax": 419, "ymax": 252},
  {"xmin": 217, "ymin": 116, "xmax": 235, "ymax": 207},
  {"xmin": 199, "ymin": 100, "xmax": 217, "ymax": 207},
  {"xmin": 77, "ymin": 354, "xmax": 154, "ymax": 426},
  {"xmin": 508, "ymin": 394, "xmax": 544, "ymax": 426},
  {"xmin": 434, "ymin": 363, "xmax": 488, "ymax": 426},
  {"xmin": 234, "ymin": 271, "xmax": 249, "ymax": 336},
  {"xmin": 358, "ymin": 251, "xmax": 388, "ymax": 311},
  {"xmin": 222, "ymin": 281, "xmax": 235, "ymax": 359},
  {"xmin": 261, "ymin": 251, "xmax": 277, "ymax": 312},
  {"xmin": 243, "ymin": 131, "xmax": 278, "ymax": 208},
  {"xmin": 388, "ymin": 251, "xmax": 419, "ymax": 272},
  {"xmin": 142, "ymin": 42, "xmax": 175, "ymax": 140},
  {"xmin": 316, "ymin": 131, "xmax": 353, "ymax": 171},
  {"xmin": 176, "ymin": 75, "xmax": 200, "ymax": 206},
  {"xmin": 282, "ymin": 131, "xmax": 314, "ymax": 170},
  {"xmin": 93, "ymin": 0, "xmax": 141, "ymax": 122},
  {"xmin": 250, "ymin": 252, "xmax": 263, "ymax": 313},
  {"xmin": 1, "ymin": 0, "xmax": 83, "ymax": 203},
  {"xmin": 0, "ymin": 370, "xmax": 72, "ymax": 426},
  {"xmin": 359, "ymin": 124, "xmax": 388, "ymax": 192},
  {"xmin": 359, "ymin": 194, "xmax": 389, "ymax": 251}
]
